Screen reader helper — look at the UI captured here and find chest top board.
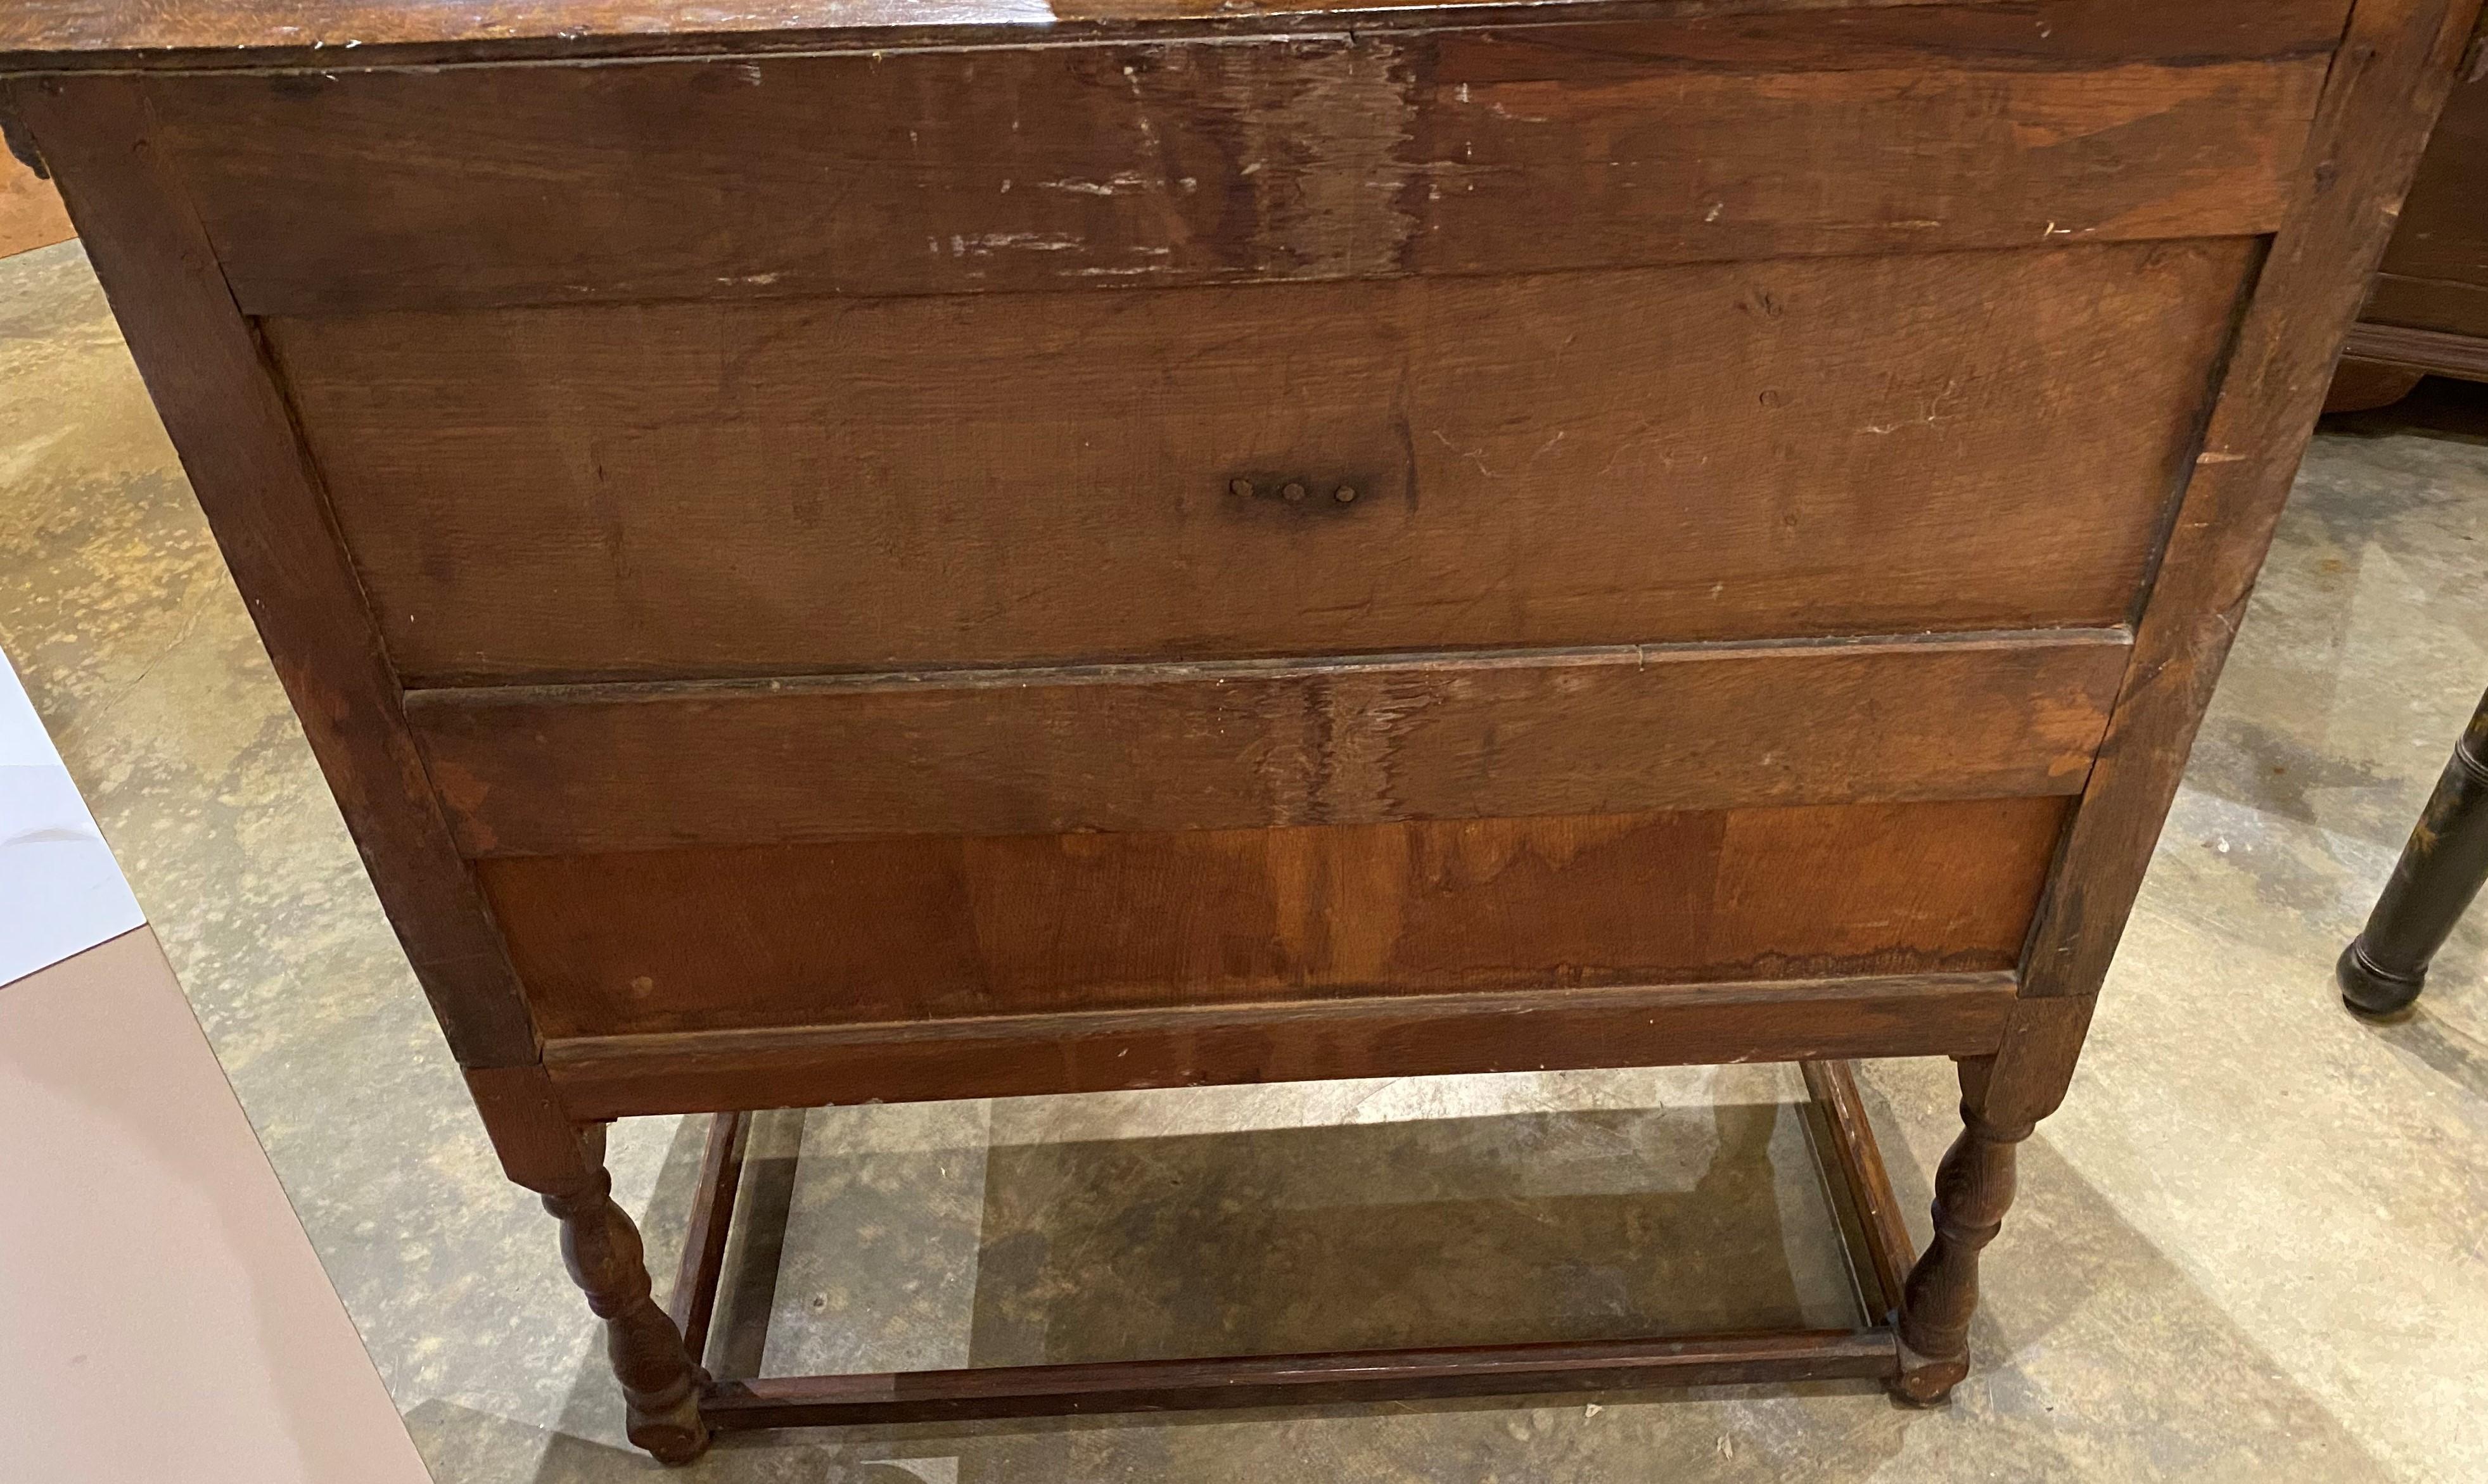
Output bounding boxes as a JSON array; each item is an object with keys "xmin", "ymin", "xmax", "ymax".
[{"xmin": 3, "ymin": 0, "xmax": 2477, "ymax": 1457}]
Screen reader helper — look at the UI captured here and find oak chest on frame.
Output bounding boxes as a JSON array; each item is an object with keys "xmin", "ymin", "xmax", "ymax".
[{"xmin": 4, "ymin": 0, "xmax": 2474, "ymax": 1460}]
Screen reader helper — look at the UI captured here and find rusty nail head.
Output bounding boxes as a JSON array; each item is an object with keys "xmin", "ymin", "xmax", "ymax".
[
  {"xmin": 1229, "ymin": 478, "xmax": 1254, "ymax": 497},
  {"xmin": 1334, "ymin": 485, "xmax": 1358, "ymax": 504},
  {"xmin": 1282, "ymin": 482, "xmax": 1306, "ymax": 502}
]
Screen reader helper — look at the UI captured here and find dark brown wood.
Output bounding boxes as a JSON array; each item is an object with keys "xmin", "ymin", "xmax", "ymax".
[
  {"xmin": 526, "ymin": 1122, "xmax": 710, "ymax": 1464},
  {"xmin": 271, "ymin": 244, "xmax": 2252, "ymax": 684},
  {"xmin": 0, "ymin": 0, "xmax": 2358, "ymax": 72},
  {"xmin": 411, "ymin": 635, "xmax": 2124, "ymax": 858},
  {"xmin": 106, "ymin": 13, "xmax": 2324, "ymax": 312},
  {"xmin": 704, "ymin": 1329, "xmax": 1896, "ymax": 1428},
  {"xmin": 2020, "ymin": 0, "xmax": 2486, "ymax": 999},
  {"xmin": 1979, "ymin": 994, "xmax": 2098, "ymax": 1128},
  {"xmin": 1894, "ymin": 1055, "xmax": 2032, "ymax": 1405},
  {"xmin": 3, "ymin": 73, "xmax": 540, "ymax": 1069},
  {"xmin": 2362, "ymin": 64, "xmax": 2488, "ymax": 330},
  {"xmin": 10, "ymin": 0, "xmax": 2469, "ymax": 1456},
  {"xmin": 482, "ymin": 798, "xmax": 2067, "ymax": 1038},
  {"xmin": 2358, "ymin": 273, "xmax": 2488, "ymax": 345},
  {"xmin": 667, "ymin": 1112, "xmax": 751, "ymax": 1369},
  {"xmin": 539, "ymin": 972, "xmax": 2017, "ymax": 1120},
  {"xmin": 658, "ymin": 1053, "xmax": 1920, "ymax": 1424},
  {"xmin": 1802, "ymin": 1060, "xmax": 1913, "ymax": 1324},
  {"xmin": 2339, "ymin": 685, "xmax": 2488, "ymax": 1016},
  {"xmin": 2332, "ymin": 67, "xmax": 2488, "ymax": 383},
  {"xmin": 2341, "ymin": 320, "xmax": 2488, "ymax": 380},
  {"xmin": 460, "ymin": 1064, "xmax": 587, "ymax": 1190},
  {"xmin": 2321, "ymin": 355, "xmax": 2428, "ymax": 411}
]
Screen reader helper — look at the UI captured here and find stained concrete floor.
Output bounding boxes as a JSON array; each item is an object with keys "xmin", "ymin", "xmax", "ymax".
[{"xmin": 4, "ymin": 234, "xmax": 2485, "ymax": 1483}]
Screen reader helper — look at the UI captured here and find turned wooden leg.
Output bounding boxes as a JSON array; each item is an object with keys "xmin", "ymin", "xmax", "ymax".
[
  {"xmin": 2339, "ymin": 685, "xmax": 2488, "ymax": 1019},
  {"xmin": 536, "ymin": 1122, "xmax": 712, "ymax": 1465},
  {"xmin": 1893, "ymin": 1056, "xmax": 2034, "ymax": 1406}
]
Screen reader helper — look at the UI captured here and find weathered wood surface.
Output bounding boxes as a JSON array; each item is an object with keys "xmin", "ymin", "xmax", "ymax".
[
  {"xmin": 481, "ymin": 797, "xmax": 2068, "ymax": 1036},
  {"xmin": 0, "ymin": 0, "xmax": 2356, "ymax": 71},
  {"xmin": 408, "ymin": 633, "xmax": 2125, "ymax": 856},
  {"xmin": 276, "ymin": 243, "xmax": 2250, "ymax": 685},
  {"xmin": 6, "ymin": 73, "xmax": 540, "ymax": 1067},
  {"xmin": 2361, "ymin": 68, "xmax": 2488, "ymax": 333},
  {"xmin": 2020, "ymin": 0, "xmax": 2486, "ymax": 999},
  {"xmin": 540, "ymin": 972, "xmax": 2019, "ymax": 1118},
  {"xmin": 701, "ymin": 1329, "xmax": 1897, "ymax": 1428},
  {"xmin": 127, "ymin": 10, "xmax": 2328, "ymax": 312}
]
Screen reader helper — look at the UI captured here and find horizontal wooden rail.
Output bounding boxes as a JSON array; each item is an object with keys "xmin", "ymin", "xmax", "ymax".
[
  {"xmin": 410, "ymin": 631, "xmax": 2128, "ymax": 857},
  {"xmin": 703, "ymin": 1329, "xmax": 1897, "ymax": 1428},
  {"xmin": 544, "ymin": 970, "xmax": 2016, "ymax": 1119},
  {"xmin": 662, "ymin": 1055, "xmax": 1921, "ymax": 1431}
]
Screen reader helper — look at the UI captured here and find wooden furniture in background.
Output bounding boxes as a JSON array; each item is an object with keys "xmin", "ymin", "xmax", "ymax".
[
  {"xmin": 2330, "ymin": 51, "xmax": 2488, "ymax": 409},
  {"xmin": 2340, "ymin": 686, "xmax": 2488, "ymax": 1015},
  {"xmin": 5, "ymin": 0, "xmax": 2476, "ymax": 1462}
]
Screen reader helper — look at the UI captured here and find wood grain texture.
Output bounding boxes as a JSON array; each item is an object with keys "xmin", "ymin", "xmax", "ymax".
[
  {"xmin": 7, "ymin": 73, "xmax": 541, "ymax": 1067},
  {"xmin": 701, "ymin": 1329, "xmax": 1898, "ymax": 1428},
  {"xmin": 2342, "ymin": 317, "xmax": 2488, "ymax": 379},
  {"xmin": 667, "ymin": 1111, "xmax": 749, "ymax": 1369},
  {"xmin": 540, "ymin": 972, "xmax": 2019, "ymax": 1118},
  {"xmin": 2020, "ymin": 0, "xmax": 2487, "ymax": 998},
  {"xmin": 2360, "ymin": 272, "xmax": 2488, "ymax": 341},
  {"xmin": 134, "ymin": 12, "xmax": 2328, "ymax": 312},
  {"xmin": 0, "ymin": 0, "xmax": 2355, "ymax": 72},
  {"xmin": 480, "ymin": 796, "xmax": 2069, "ymax": 1037},
  {"xmin": 409, "ymin": 633, "xmax": 2125, "ymax": 858},
  {"xmin": 530, "ymin": 1122, "xmax": 710, "ymax": 1464},
  {"xmin": 2369, "ymin": 71, "xmax": 2488, "ymax": 301},
  {"xmin": 274, "ymin": 243, "xmax": 2254, "ymax": 685},
  {"xmin": 1802, "ymin": 1060, "xmax": 1915, "ymax": 1322}
]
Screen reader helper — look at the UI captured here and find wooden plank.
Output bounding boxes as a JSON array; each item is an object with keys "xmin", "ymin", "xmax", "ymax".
[
  {"xmin": 482, "ymin": 797, "xmax": 2069, "ymax": 1038},
  {"xmin": 133, "ymin": 12, "xmax": 2330, "ymax": 312},
  {"xmin": 2371, "ymin": 70, "xmax": 2488, "ymax": 292},
  {"xmin": 2361, "ymin": 272, "xmax": 2488, "ymax": 342},
  {"xmin": 541, "ymin": 972, "xmax": 2019, "ymax": 1118},
  {"xmin": 272, "ymin": 243, "xmax": 2255, "ymax": 685},
  {"xmin": 6, "ymin": 73, "xmax": 540, "ymax": 1067},
  {"xmin": 2346, "ymin": 311, "xmax": 2488, "ymax": 376},
  {"xmin": 409, "ymin": 633, "xmax": 2127, "ymax": 858},
  {"xmin": 0, "ymin": 0, "xmax": 2355, "ymax": 73},
  {"xmin": 2020, "ymin": 0, "xmax": 2487, "ymax": 998},
  {"xmin": 1802, "ymin": 1060, "xmax": 1915, "ymax": 1322},
  {"xmin": 667, "ymin": 1112, "xmax": 750, "ymax": 1370},
  {"xmin": 701, "ymin": 1329, "xmax": 1898, "ymax": 1428}
]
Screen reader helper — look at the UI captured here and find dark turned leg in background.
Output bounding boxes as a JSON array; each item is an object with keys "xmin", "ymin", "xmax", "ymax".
[
  {"xmin": 2339, "ymin": 686, "xmax": 2488, "ymax": 1019},
  {"xmin": 1894, "ymin": 1055, "xmax": 2034, "ymax": 1405},
  {"xmin": 535, "ymin": 1122, "xmax": 712, "ymax": 1465}
]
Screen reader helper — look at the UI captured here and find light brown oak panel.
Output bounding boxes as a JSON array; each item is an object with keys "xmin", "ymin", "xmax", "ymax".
[
  {"xmin": 276, "ymin": 243, "xmax": 2250, "ymax": 685},
  {"xmin": 409, "ymin": 633, "xmax": 2126, "ymax": 858},
  {"xmin": 483, "ymin": 796, "xmax": 2065, "ymax": 1037}
]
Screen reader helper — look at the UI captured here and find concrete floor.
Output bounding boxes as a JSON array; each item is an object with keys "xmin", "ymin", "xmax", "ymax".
[{"xmin": 3, "ymin": 235, "xmax": 2484, "ymax": 1483}]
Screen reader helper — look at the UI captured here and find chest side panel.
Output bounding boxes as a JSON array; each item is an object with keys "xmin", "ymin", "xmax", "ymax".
[{"xmin": 114, "ymin": 0, "xmax": 2338, "ymax": 1059}]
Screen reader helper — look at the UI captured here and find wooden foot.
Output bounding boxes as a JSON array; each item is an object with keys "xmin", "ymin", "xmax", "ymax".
[
  {"xmin": 2340, "ymin": 686, "xmax": 2488, "ymax": 1020},
  {"xmin": 1892, "ymin": 1057, "xmax": 2032, "ymax": 1406},
  {"xmin": 537, "ymin": 1123, "xmax": 713, "ymax": 1466}
]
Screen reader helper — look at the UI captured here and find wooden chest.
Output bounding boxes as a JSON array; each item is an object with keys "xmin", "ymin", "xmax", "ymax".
[{"xmin": 6, "ymin": 0, "xmax": 2474, "ymax": 1457}]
